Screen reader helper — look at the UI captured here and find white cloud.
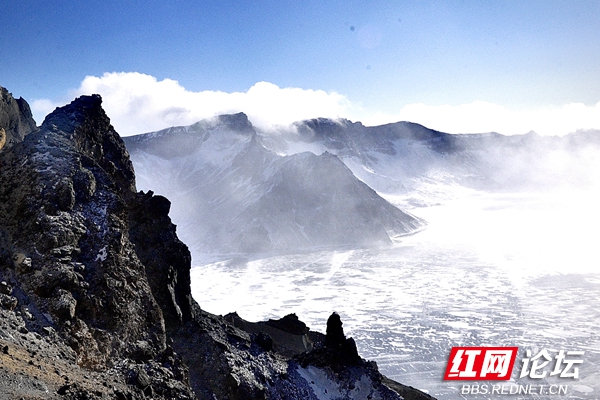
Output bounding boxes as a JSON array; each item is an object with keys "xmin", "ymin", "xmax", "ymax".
[
  {"xmin": 31, "ymin": 72, "xmax": 353, "ymax": 136},
  {"xmin": 31, "ymin": 71, "xmax": 600, "ymax": 137},
  {"xmin": 30, "ymin": 98, "xmax": 59, "ymax": 122},
  {"xmin": 363, "ymin": 100, "xmax": 600, "ymax": 136}
]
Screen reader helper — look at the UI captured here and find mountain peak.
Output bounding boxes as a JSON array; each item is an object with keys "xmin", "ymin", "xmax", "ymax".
[
  {"xmin": 214, "ymin": 112, "xmax": 255, "ymax": 134},
  {"xmin": 296, "ymin": 117, "xmax": 351, "ymax": 132},
  {"xmin": 40, "ymin": 93, "xmax": 137, "ymax": 198},
  {"xmin": 41, "ymin": 94, "xmax": 103, "ymax": 134},
  {"xmin": 0, "ymin": 85, "xmax": 38, "ymax": 149}
]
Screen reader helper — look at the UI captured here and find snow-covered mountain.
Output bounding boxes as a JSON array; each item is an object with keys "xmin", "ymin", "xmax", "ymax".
[
  {"xmin": 265, "ymin": 118, "xmax": 600, "ymax": 202},
  {"xmin": 125, "ymin": 113, "xmax": 600, "ymax": 258},
  {"xmin": 124, "ymin": 113, "xmax": 423, "ymax": 257}
]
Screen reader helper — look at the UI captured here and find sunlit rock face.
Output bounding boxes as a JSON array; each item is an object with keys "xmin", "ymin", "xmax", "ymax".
[{"xmin": 125, "ymin": 113, "xmax": 423, "ymax": 257}]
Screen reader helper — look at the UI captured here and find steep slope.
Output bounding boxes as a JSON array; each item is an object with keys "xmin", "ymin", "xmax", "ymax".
[
  {"xmin": 264, "ymin": 118, "xmax": 600, "ymax": 203},
  {"xmin": 124, "ymin": 114, "xmax": 423, "ymax": 257},
  {"xmin": 233, "ymin": 149, "xmax": 421, "ymax": 252},
  {"xmin": 264, "ymin": 118, "xmax": 500, "ymax": 195},
  {"xmin": 0, "ymin": 88, "xmax": 433, "ymax": 399},
  {"xmin": 0, "ymin": 92, "xmax": 196, "ymax": 399}
]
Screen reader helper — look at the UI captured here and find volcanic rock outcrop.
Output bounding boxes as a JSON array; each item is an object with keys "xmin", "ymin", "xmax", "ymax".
[
  {"xmin": 0, "ymin": 90, "xmax": 194, "ymax": 399},
  {"xmin": 0, "ymin": 86, "xmax": 434, "ymax": 399}
]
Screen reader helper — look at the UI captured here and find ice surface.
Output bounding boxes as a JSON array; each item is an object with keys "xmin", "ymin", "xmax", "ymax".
[{"xmin": 191, "ymin": 189, "xmax": 600, "ymax": 399}]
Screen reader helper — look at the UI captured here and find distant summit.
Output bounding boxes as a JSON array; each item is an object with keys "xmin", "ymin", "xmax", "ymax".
[
  {"xmin": 124, "ymin": 114, "xmax": 423, "ymax": 256},
  {"xmin": 0, "ymin": 85, "xmax": 38, "ymax": 149},
  {"xmin": 262, "ymin": 115, "xmax": 600, "ymax": 198},
  {"xmin": 126, "ymin": 113, "xmax": 600, "ymax": 258}
]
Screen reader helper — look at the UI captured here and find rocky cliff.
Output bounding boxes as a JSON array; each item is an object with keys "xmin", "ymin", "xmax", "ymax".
[
  {"xmin": 0, "ymin": 86, "xmax": 38, "ymax": 150},
  {"xmin": 0, "ymin": 86, "xmax": 434, "ymax": 399}
]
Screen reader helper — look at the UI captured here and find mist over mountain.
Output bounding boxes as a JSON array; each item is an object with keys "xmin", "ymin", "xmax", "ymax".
[
  {"xmin": 265, "ymin": 118, "xmax": 600, "ymax": 197},
  {"xmin": 3, "ymin": 83, "xmax": 598, "ymax": 398},
  {"xmin": 124, "ymin": 114, "xmax": 423, "ymax": 258},
  {"xmin": 125, "ymin": 113, "xmax": 600, "ymax": 260}
]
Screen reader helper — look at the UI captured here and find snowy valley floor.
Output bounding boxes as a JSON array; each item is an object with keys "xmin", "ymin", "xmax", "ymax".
[{"xmin": 190, "ymin": 189, "xmax": 600, "ymax": 399}]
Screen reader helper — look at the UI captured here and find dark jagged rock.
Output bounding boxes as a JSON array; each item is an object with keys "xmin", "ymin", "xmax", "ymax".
[
  {"xmin": 296, "ymin": 312, "xmax": 361, "ymax": 369},
  {"xmin": 0, "ymin": 85, "xmax": 38, "ymax": 150},
  {"xmin": 128, "ymin": 190, "xmax": 195, "ymax": 330},
  {"xmin": 0, "ymin": 93, "xmax": 195, "ymax": 398},
  {"xmin": 326, "ymin": 312, "xmax": 346, "ymax": 347},
  {"xmin": 225, "ymin": 312, "xmax": 313, "ymax": 356},
  {"xmin": 41, "ymin": 93, "xmax": 137, "ymax": 199},
  {"xmin": 0, "ymin": 88, "xmax": 434, "ymax": 399},
  {"xmin": 265, "ymin": 313, "xmax": 309, "ymax": 336},
  {"xmin": 325, "ymin": 311, "xmax": 362, "ymax": 366}
]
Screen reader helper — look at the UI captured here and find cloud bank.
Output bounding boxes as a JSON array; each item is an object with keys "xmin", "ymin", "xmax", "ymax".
[
  {"xmin": 364, "ymin": 101, "xmax": 600, "ymax": 136},
  {"xmin": 32, "ymin": 72, "xmax": 600, "ymax": 137},
  {"xmin": 32, "ymin": 72, "xmax": 352, "ymax": 136}
]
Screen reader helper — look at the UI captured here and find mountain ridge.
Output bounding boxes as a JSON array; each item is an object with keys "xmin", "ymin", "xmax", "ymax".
[
  {"xmin": 126, "ymin": 112, "xmax": 600, "ymax": 261},
  {"xmin": 124, "ymin": 115, "xmax": 424, "ymax": 258}
]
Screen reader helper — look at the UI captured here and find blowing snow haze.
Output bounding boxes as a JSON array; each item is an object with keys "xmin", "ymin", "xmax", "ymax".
[
  {"xmin": 124, "ymin": 113, "xmax": 424, "ymax": 257},
  {"xmin": 124, "ymin": 112, "xmax": 600, "ymax": 262}
]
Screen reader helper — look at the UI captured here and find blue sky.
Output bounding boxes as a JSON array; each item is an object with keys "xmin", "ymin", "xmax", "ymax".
[{"xmin": 2, "ymin": 1, "xmax": 600, "ymax": 135}]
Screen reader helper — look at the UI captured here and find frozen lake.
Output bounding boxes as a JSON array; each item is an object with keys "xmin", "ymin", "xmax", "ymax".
[{"xmin": 190, "ymin": 189, "xmax": 600, "ymax": 399}]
